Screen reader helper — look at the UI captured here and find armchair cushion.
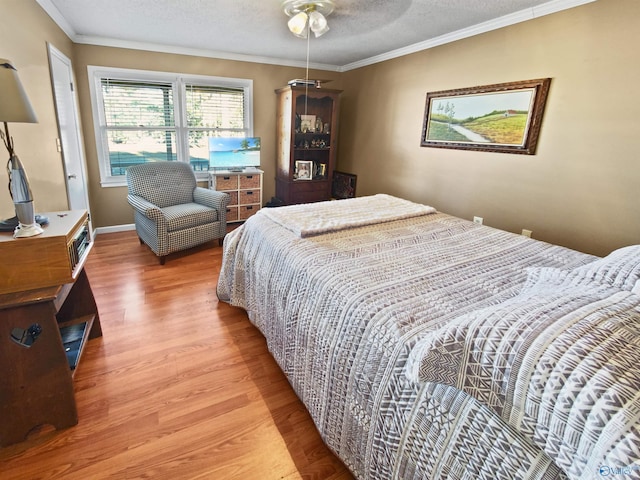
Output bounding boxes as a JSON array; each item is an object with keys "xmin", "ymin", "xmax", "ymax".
[
  {"xmin": 163, "ymin": 203, "xmax": 218, "ymax": 232},
  {"xmin": 127, "ymin": 161, "xmax": 196, "ymax": 207}
]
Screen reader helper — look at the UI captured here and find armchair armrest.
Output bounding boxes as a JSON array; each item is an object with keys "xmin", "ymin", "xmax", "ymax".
[
  {"xmin": 127, "ymin": 194, "xmax": 165, "ymax": 223},
  {"xmin": 194, "ymin": 187, "xmax": 231, "ymax": 211}
]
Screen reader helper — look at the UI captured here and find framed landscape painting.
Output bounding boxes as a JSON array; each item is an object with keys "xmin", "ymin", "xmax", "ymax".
[{"xmin": 421, "ymin": 78, "xmax": 551, "ymax": 155}]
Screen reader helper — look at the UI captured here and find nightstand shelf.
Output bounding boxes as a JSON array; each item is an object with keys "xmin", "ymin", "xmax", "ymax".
[{"xmin": 59, "ymin": 315, "xmax": 93, "ymax": 370}]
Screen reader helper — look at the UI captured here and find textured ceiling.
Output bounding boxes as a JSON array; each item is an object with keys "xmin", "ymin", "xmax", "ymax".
[{"xmin": 36, "ymin": 0, "xmax": 595, "ymax": 71}]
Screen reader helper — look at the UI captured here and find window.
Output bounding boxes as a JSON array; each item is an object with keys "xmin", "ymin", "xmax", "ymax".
[
  {"xmin": 88, "ymin": 67, "xmax": 253, "ymax": 186},
  {"xmin": 100, "ymin": 79, "xmax": 177, "ymax": 176},
  {"xmin": 185, "ymin": 84, "xmax": 247, "ymax": 171}
]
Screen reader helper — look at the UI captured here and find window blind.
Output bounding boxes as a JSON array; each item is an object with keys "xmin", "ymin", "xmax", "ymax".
[
  {"xmin": 101, "ymin": 79, "xmax": 174, "ymax": 128},
  {"xmin": 185, "ymin": 84, "xmax": 245, "ymax": 131}
]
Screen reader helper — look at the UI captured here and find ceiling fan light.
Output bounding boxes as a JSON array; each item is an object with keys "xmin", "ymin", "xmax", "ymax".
[
  {"xmin": 282, "ymin": 1, "xmax": 334, "ymax": 38},
  {"xmin": 288, "ymin": 12, "xmax": 308, "ymax": 38},
  {"xmin": 308, "ymin": 10, "xmax": 329, "ymax": 37}
]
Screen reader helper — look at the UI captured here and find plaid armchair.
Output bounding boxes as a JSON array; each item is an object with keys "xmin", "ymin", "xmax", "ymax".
[{"xmin": 126, "ymin": 161, "xmax": 229, "ymax": 264}]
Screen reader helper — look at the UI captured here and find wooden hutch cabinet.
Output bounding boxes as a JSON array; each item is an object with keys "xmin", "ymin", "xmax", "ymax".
[{"xmin": 275, "ymin": 85, "xmax": 342, "ymax": 205}]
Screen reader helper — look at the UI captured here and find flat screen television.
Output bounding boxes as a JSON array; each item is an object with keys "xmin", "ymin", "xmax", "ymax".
[{"xmin": 208, "ymin": 137, "xmax": 261, "ymax": 170}]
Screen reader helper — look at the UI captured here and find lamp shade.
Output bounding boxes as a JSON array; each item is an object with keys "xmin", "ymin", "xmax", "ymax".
[
  {"xmin": 0, "ymin": 59, "xmax": 37, "ymax": 124},
  {"xmin": 0, "ymin": 59, "xmax": 43, "ymax": 238}
]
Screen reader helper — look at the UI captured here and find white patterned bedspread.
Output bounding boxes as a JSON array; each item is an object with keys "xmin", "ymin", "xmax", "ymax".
[{"xmin": 217, "ymin": 196, "xmax": 640, "ymax": 480}]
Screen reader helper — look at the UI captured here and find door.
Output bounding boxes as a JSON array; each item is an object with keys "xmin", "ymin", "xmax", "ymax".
[{"xmin": 47, "ymin": 44, "xmax": 91, "ymax": 222}]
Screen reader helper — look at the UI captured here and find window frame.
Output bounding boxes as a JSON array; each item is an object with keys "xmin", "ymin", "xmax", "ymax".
[{"xmin": 88, "ymin": 66, "xmax": 253, "ymax": 187}]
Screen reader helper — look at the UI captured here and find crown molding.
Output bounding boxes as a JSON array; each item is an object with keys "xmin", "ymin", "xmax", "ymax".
[
  {"xmin": 35, "ymin": 0, "xmax": 76, "ymax": 38},
  {"xmin": 339, "ymin": 0, "xmax": 597, "ymax": 71},
  {"xmin": 34, "ymin": 0, "xmax": 339, "ymax": 71},
  {"xmin": 74, "ymin": 35, "xmax": 342, "ymax": 72}
]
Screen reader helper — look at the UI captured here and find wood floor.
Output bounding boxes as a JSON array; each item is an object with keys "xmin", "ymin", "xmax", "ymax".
[{"xmin": 0, "ymin": 230, "xmax": 354, "ymax": 480}]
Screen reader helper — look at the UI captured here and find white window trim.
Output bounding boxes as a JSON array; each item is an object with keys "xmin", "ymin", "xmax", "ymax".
[{"xmin": 87, "ymin": 66, "xmax": 253, "ymax": 187}]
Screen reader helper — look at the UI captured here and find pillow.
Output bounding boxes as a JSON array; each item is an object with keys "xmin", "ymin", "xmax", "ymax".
[{"xmin": 572, "ymin": 244, "xmax": 640, "ymax": 291}]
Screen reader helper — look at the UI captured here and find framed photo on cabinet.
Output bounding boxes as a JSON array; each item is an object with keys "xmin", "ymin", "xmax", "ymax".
[
  {"xmin": 314, "ymin": 162, "xmax": 327, "ymax": 179},
  {"xmin": 295, "ymin": 160, "xmax": 313, "ymax": 180},
  {"xmin": 300, "ymin": 115, "xmax": 316, "ymax": 133}
]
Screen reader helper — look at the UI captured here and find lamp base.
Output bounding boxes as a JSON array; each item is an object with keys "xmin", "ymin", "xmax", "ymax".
[
  {"xmin": 0, "ymin": 215, "xmax": 49, "ymax": 232},
  {"xmin": 13, "ymin": 222, "xmax": 44, "ymax": 238}
]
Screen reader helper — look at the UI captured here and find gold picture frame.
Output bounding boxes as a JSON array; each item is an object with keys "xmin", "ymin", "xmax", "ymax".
[{"xmin": 421, "ymin": 78, "xmax": 551, "ymax": 155}]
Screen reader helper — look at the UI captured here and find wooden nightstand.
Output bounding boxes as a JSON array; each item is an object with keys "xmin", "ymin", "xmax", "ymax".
[{"xmin": 0, "ymin": 210, "xmax": 102, "ymax": 446}]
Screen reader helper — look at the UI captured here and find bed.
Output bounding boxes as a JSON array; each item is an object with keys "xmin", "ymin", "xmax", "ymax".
[{"xmin": 217, "ymin": 194, "xmax": 640, "ymax": 480}]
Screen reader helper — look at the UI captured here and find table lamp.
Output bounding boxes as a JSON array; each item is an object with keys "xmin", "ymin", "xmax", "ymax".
[{"xmin": 0, "ymin": 59, "xmax": 43, "ymax": 238}]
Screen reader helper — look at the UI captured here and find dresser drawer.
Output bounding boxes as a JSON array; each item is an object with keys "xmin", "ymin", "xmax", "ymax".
[
  {"xmin": 239, "ymin": 205, "xmax": 259, "ymax": 220},
  {"xmin": 240, "ymin": 174, "xmax": 260, "ymax": 189},
  {"xmin": 239, "ymin": 189, "xmax": 260, "ymax": 205},
  {"xmin": 215, "ymin": 175, "xmax": 239, "ymax": 191},
  {"xmin": 224, "ymin": 191, "xmax": 239, "ymax": 206}
]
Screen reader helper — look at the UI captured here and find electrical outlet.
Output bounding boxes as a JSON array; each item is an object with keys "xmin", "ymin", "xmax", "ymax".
[
  {"xmin": 473, "ymin": 216, "xmax": 483, "ymax": 225},
  {"xmin": 522, "ymin": 229, "xmax": 532, "ymax": 238}
]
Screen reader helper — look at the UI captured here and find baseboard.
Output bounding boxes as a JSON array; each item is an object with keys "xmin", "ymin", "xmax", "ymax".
[{"xmin": 93, "ymin": 223, "xmax": 136, "ymax": 236}]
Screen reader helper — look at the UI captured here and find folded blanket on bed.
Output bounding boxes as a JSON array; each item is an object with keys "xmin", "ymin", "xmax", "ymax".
[{"xmin": 259, "ymin": 193, "xmax": 436, "ymax": 237}]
